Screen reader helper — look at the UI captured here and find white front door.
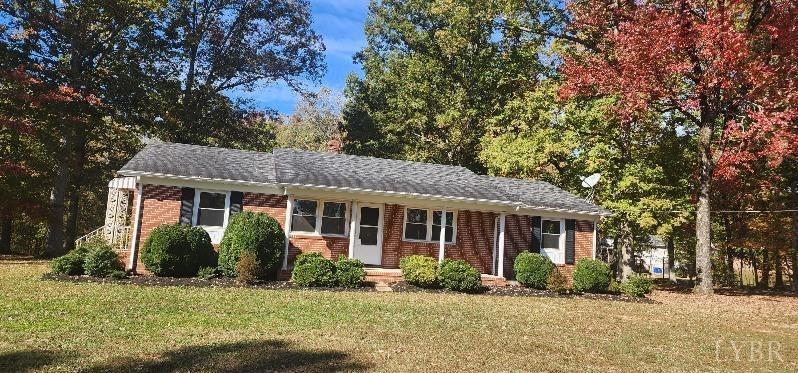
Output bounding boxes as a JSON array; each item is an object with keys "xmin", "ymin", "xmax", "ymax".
[{"xmin": 353, "ymin": 204, "xmax": 383, "ymax": 265}]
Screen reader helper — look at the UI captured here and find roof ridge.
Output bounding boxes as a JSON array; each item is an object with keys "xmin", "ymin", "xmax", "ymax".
[
  {"xmin": 273, "ymin": 147, "xmax": 475, "ymax": 173},
  {"xmin": 150, "ymin": 141, "xmax": 273, "ymax": 156}
]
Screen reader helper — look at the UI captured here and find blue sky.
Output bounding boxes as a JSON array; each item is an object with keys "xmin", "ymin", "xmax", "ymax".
[{"xmin": 235, "ymin": 0, "xmax": 370, "ymax": 115}]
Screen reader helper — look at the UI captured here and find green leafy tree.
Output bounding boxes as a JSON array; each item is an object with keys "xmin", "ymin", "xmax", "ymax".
[
  {"xmin": 342, "ymin": 0, "xmax": 548, "ymax": 171},
  {"xmin": 151, "ymin": 0, "xmax": 326, "ymax": 146}
]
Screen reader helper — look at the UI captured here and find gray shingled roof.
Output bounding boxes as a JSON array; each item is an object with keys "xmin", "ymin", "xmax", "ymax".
[
  {"xmin": 491, "ymin": 177, "xmax": 609, "ymax": 215},
  {"xmin": 119, "ymin": 142, "xmax": 610, "ymax": 215},
  {"xmin": 273, "ymin": 148, "xmax": 512, "ymax": 203},
  {"xmin": 119, "ymin": 142, "xmax": 277, "ymax": 184}
]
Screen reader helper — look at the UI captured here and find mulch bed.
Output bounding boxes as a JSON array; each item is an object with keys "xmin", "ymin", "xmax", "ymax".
[
  {"xmin": 389, "ymin": 281, "xmax": 656, "ymax": 303},
  {"xmin": 41, "ymin": 273, "xmax": 375, "ymax": 292},
  {"xmin": 42, "ymin": 273, "xmax": 654, "ymax": 303}
]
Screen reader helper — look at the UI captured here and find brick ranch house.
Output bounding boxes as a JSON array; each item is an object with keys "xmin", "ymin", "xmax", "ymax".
[{"xmin": 97, "ymin": 142, "xmax": 610, "ymax": 283}]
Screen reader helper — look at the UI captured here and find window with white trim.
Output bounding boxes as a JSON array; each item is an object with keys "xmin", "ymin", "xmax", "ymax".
[
  {"xmin": 195, "ymin": 191, "xmax": 228, "ymax": 227},
  {"xmin": 290, "ymin": 199, "xmax": 348, "ymax": 236},
  {"xmin": 291, "ymin": 200, "xmax": 318, "ymax": 233},
  {"xmin": 403, "ymin": 208, "xmax": 456, "ymax": 243},
  {"xmin": 541, "ymin": 219, "xmax": 564, "ymax": 264},
  {"xmin": 320, "ymin": 202, "xmax": 346, "ymax": 235},
  {"xmin": 192, "ymin": 190, "xmax": 230, "ymax": 245}
]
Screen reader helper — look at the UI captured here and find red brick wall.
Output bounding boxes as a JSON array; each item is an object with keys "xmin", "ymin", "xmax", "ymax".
[
  {"xmin": 133, "ymin": 185, "xmax": 182, "ymax": 272},
  {"xmin": 502, "ymin": 216, "xmax": 595, "ymax": 283},
  {"xmin": 381, "ymin": 204, "xmax": 496, "ymax": 274},
  {"xmin": 129, "ymin": 184, "xmax": 597, "ymax": 282}
]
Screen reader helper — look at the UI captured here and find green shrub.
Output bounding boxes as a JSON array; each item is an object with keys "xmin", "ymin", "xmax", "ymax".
[
  {"xmin": 197, "ymin": 266, "xmax": 219, "ymax": 280},
  {"xmin": 514, "ymin": 252, "xmax": 554, "ymax": 289},
  {"xmin": 50, "ymin": 244, "xmax": 93, "ymax": 275},
  {"xmin": 547, "ymin": 268, "xmax": 568, "ymax": 294},
  {"xmin": 621, "ymin": 274, "xmax": 653, "ymax": 297},
  {"xmin": 140, "ymin": 224, "xmax": 215, "ymax": 277},
  {"xmin": 108, "ymin": 270, "xmax": 128, "ymax": 280},
  {"xmin": 607, "ymin": 279, "xmax": 622, "ymax": 294},
  {"xmin": 83, "ymin": 243, "xmax": 123, "ymax": 277},
  {"xmin": 218, "ymin": 211, "xmax": 284, "ymax": 278},
  {"xmin": 292, "ymin": 252, "xmax": 336, "ymax": 287},
  {"xmin": 51, "ymin": 253, "xmax": 85, "ymax": 275},
  {"xmin": 235, "ymin": 252, "xmax": 262, "ymax": 284},
  {"xmin": 399, "ymin": 255, "xmax": 439, "ymax": 288},
  {"xmin": 438, "ymin": 259, "xmax": 483, "ymax": 293},
  {"xmin": 335, "ymin": 256, "xmax": 366, "ymax": 288},
  {"xmin": 572, "ymin": 259, "xmax": 612, "ymax": 293}
]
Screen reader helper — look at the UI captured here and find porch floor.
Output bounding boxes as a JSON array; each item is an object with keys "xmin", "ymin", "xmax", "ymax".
[{"xmin": 364, "ymin": 268, "xmax": 508, "ymax": 287}]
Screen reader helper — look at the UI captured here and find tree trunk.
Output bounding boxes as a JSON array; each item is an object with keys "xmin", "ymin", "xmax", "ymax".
[
  {"xmin": 45, "ymin": 156, "xmax": 70, "ymax": 258},
  {"xmin": 751, "ymin": 252, "xmax": 759, "ymax": 288},
  {"xmin": 763, "ymin": 251, "xmax": 770, "ymax": 288},
  {"xmin": 617, "ymin": 219, "xmax": 634, "ymax": 281},
  {"xmin": 792, "ymin": 180, "xmax": 798, "ymax": 293},
  {"xmin": 694, "ymin": 122, "xmax": 714, "ymax": 294},
  {"xmin": 775, "ymin": 251, "xmax": 783, "ymax": 289},
  {"xmin": 667, "ymin": 236, "xmax": 675, "ymax": 282},
  {"xmin": 63, "ymin": 140, "xmax": 87, "ymax": 252},
  {"xmin": 0, "ymin": 214, "xmax": 12, "ymax": 254}
]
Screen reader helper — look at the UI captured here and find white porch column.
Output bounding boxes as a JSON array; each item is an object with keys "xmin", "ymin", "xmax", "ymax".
[
  {"xmin": 127, "ymin": 182, "xmax": 143, "ymax": 271},
  {"xmin": 498, "ymin": 212, "xmax": 506, "ymax": 278},
  {"xmin": 438, "ymin": 208, "xmax": 447, "ymax": 263},
  {"xmin": 348, "ymin": 201, "xmax": 359, "ymax": 259},
  {"xmin": 282, "ymin": 197, "xmax": 294, "ymax": 270}
]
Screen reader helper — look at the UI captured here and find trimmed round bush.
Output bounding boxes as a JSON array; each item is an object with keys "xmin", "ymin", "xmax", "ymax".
[
  {"xmin": 621, "ymin": 274, "xmax": 653, "ymax": 297},
  {"xmin": 572, "ymin": 259, "xmax": 612, "ymax": 293},
  {"xmin": 218, "ymin": 211, "xmax": 284, "ymax": 278},
  {"xmin": 399, "ymin": 255, "xmax": 439, "ymax": 288},
  {"xmin": 83, "ymin": 243, "xmax": 123, "ymax": 277},
  {"xmin": 514, "ymin": 252, "xmax": 554, "ymax": 289},
  {"xmin": 292, "ymin": 252, "xmax": 336, "ymax": 287},
  {"xmin": 140, "ymin": 224, "xmax": 215, "ymax": 277},
  {"xmin": 335, "ymin": 256, "xmax": 366, "ymax": 288},
  {"xmin": 438, "ymin": 259, "xmax": 483, "ymax": 293}
]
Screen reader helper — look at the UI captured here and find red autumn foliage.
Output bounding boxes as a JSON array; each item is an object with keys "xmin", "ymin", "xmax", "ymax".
[{"xmin": 560, "ymin": 0, "xmax": 798, "ymax": 183}]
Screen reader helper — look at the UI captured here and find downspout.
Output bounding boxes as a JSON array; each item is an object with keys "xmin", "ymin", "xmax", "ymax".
[{"xmin": 127, "ymin": 178, "xmax": 143, "ymax": 272}]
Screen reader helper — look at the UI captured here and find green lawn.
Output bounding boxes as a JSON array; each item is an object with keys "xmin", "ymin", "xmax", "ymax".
[{"xmin": 1, "ymin": 259, "xmax": 796, "ymax": 372}]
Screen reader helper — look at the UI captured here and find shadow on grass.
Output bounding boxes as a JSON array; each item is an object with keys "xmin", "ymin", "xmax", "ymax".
[
  {"xmin": 0, "ymin": 349, "xmax": 64, "ymax": 372},
  {"xmin": 655, "ymin": 280, "xmax": 798, "ymax": 298},
  {"xmin": 87, "ymin": 339, "xmax": 371, "ymax": 372}
]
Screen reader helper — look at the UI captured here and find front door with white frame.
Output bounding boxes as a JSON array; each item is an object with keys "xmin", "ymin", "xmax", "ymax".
[{"xmin": 353, "ymin": 204, "xmax": 383, "ymax": 265}]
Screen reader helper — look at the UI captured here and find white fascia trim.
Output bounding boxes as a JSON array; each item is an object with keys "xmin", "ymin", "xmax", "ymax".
[
  {"xmin": 277, "ymin": 182, "xmax": 520, "ymax": 208},
  {"xmin": 118, "ymin": 170, "xmax": 280, "ymax": 188},
  {"xmin": 517, "ymin": 203, "xmax": 613, "ymax": 217},
  {"xmin": 120, "ymin": 170, "xmax": 612, "ymax": 217}
]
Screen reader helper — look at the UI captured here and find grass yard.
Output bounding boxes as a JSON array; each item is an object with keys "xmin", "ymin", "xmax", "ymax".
[{"xmin": 1, "ymin": 258, "xmax": 797, "ymax": 372}]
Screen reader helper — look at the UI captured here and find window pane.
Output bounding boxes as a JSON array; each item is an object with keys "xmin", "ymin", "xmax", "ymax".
[
  {"xmin": 542, "ymin": 220, "xmax": 560, "ymax": 234},
  {"xmin": 404, "ymin": 223, "xmax": 427, "ymax": 240},
  {"xmin": 406, "ymin": 209, "xmax": 427, "ymax": 224},
  {"xmin": 321, "ymin": 217, "xmax": 346, "ymax": 235},
  {"xmin": 323, "ymin": 202, "xmax": 346, "ymax": 218},
  {"xmin": 293, "ymin": 200, "xmax": 317, "ymax": 215},
  {"xmin": 431, "ymin": 225, "xmax": 454, "ymax": 242},
  {"xmin": 197, "ymin": 209, "xmax": 224, "ymax": 227},
  {"xmin": 360, "ymin": 207, "xmax": 380, "ymax": 226},
  {"xmin": 432, "ymin": 211, "xmax": 454, "ymax": 226},
  {"xmin": 199, "ymin": 192, "xmax": 226, "ymax": 209},
  {"xmin": 542, "ymin": 234, "xmax": 560, "ymax": 249},
  {"xmin": 291, "ymin": 214, "xmax": 316, "ymax": 232},
  {"xmin": 359, "ymin": 226, "xmax": 378, "ymax": 245}
]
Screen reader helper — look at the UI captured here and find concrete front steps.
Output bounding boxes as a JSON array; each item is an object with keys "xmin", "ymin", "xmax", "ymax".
[{"xmin": 364, "ymin": 268, "xmax": 508, "ymax": 287}]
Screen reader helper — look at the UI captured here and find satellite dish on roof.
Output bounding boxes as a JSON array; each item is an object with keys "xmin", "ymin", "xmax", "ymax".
[
  {"xmin": 580, "ymin": 173, "xmax": 601, "ymax": 203},
  {"xmin": 581, "ymin": 173, "xmax": 601, "ymax": 188}
]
